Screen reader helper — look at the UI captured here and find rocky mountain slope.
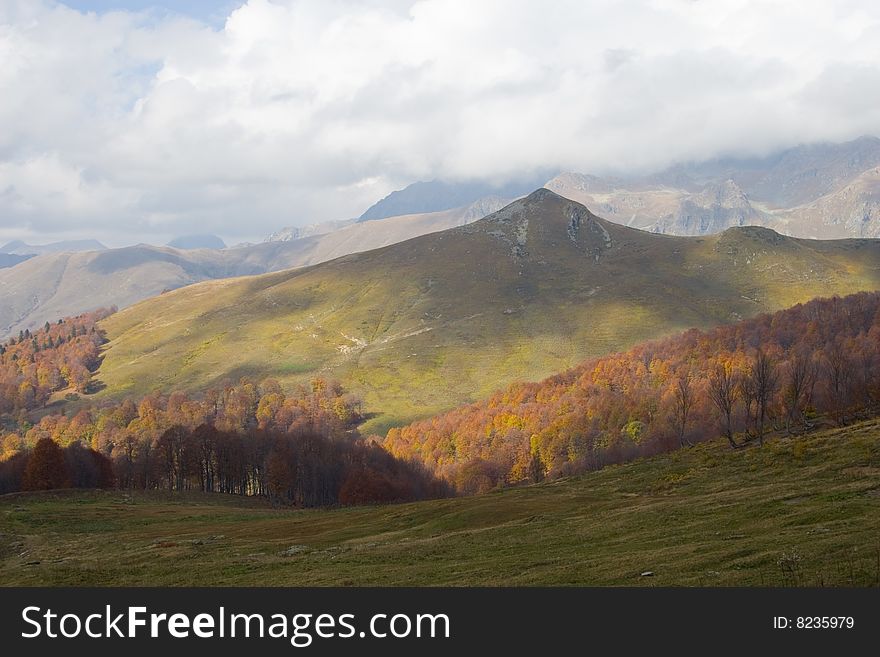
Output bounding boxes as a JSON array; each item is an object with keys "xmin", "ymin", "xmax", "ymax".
[{"xmin": 547, "ymin": 136, "xmax": 880, "ymax": 237}]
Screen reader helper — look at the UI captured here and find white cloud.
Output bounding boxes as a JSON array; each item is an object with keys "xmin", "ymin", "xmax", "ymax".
[{"xmin": 1, "ymin": 0, "xmax": 880, "ymax": 245}]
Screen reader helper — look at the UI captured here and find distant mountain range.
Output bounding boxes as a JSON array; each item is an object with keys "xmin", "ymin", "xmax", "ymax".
[
  {"xmin": 0, "ymin": 253, "xmax": 33, "ymax": 269},
  {"xmin": 265, "ymin": 219, "xmax": 357, "ymax": 242},
  {"xmin": 357, "ymin": 176, "xmax": 551, "ymax": 222},
  {"xmin": 0, "ymin": 239, "xmax": 106, "ymax": 256},
  {"xmin": 284, "ymin": 136, "xmax": 880, "ymax": 241},
  {"xmin": 94, "ymin": 189, "xmax": 880, "ymax": 433},
  {"xmin": 167, "ymin": 234, "xmax": 227, "ymax": 250},
  {"xmin": 5, "ymin": 136, "xmax": 880, "ymax": 340},
  {"xmin": 547, "ymin": 136, "xmax": 880, "ymax": 238},
  {"xmin": 0, "ymin": 197, "xmax": 510, "ymax": 338}
]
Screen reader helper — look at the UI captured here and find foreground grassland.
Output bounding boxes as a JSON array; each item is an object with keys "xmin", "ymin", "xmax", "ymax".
[{"xmin": 2, "ymin": 420, "xmax": 880, "ymax": 586}]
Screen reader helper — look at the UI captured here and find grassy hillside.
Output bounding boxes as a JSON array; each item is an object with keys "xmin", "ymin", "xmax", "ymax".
[
  {"xmin": 93, "ymin": 190, "xmax": 880, "ymax": 433},
  {"xmin": 0, "ymin": 206, "xmax": 486, "ymax": 341},
  {"xmin": 1, "ymin": 419, "xmax": 879, "ymax": 586}
]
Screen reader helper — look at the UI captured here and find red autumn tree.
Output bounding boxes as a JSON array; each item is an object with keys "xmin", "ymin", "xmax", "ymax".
[{"xmin": 22, "ymin": 437, "xmax": 71, "ymax": 490}]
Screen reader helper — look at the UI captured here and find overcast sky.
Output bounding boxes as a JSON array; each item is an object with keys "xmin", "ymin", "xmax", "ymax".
[{"xmin": 2, "ymin": 0, "xmax": 880, "ymax": 246}]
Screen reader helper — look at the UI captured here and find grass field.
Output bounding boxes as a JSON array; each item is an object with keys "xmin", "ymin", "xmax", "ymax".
[{"xmin": 2, "ymin": 419, "xmax": 879, "ymax": 586}]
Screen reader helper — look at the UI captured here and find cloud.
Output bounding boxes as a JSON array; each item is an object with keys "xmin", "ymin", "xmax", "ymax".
[{"xmin": 1, "ymin": 0, "xmax": 880, "ymax": 245}]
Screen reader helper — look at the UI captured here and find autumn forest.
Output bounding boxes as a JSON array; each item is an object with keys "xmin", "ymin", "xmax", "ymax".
[
  {"xmin": 387, "ymin": 292, "xmax": 880, "ymax": 492},
  {"xmin": 3, "ymin": 292, "xmax": 880, "ymax": 508}
]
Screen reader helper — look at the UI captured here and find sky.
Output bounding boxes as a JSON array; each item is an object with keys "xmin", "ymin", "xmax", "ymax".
[
  {"xmin": 2, "ymin": 0, "xmax": 880, "ymax": 247},
  {"xmin": 60, "ymin": 1, "xmax": 244, "ymax": 27}
]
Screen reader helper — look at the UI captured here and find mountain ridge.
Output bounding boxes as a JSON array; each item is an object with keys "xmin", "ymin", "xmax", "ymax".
[
  {"xmin": 92, "ymin": 189, "xmax": 880, "ymax": 433},
  {"xmin": 0, "ymin": 239, "xmax": 107, "ymax": 255},
  {"xmin": 546, "ymin": 136, "xmax": 880, "ymax": 237},
  {"xmin": 0, "ymin": 201, "xmax": 505, "ymax": 339},
  {"xmin": 7, "ymin": 138, "xmax": 880, "ymax": 341}
]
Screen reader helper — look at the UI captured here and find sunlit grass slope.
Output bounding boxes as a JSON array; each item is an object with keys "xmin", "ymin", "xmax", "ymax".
[{"xmin": 94, "ymin": 189, "xmax": 880, "ymax": 432}]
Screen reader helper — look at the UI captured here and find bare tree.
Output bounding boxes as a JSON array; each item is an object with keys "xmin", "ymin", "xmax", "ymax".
[
  {"xmin": 156, "ymin": 425, "xmax": 187, "ymax": 491},
  {"xmin": 749, "ymin": 349, "xmax": 779, "ymax": 446},
  {"xmin": 672, "ymin": 373, "xmax": 694, "ymax": 447},
  {"xmin": 854, "ymin": 340, "xmax": 877, "ymax": 412},
  {"xmin": 782, "ymin": 349, "xmax": 817, "ymax": 434},
  {"xmin": 708, "ymin": 364, "xmax": 740, "ymax": 449},
  {"xmin": 823, "ymin": 341, "xmax": 854, "ymax": 426},
  {"xmin": 738, "ymin": 373, "xmax": 757, "ymax": 436}
]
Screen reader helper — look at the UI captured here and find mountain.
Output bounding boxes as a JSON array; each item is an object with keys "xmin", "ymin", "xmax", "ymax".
[
  {"xmin": 546, "ymin": 136, "xmax": 880, "ymax": 237},
  {"xmin": 655, "ymin": 135, "xmax": 880, "ymax": 207},
  {"xmin": 167, "ymin": 234, "xmax": 227, "ymax": 250},
  {"xmin": 354, "ymin": 138, "xmax": 880, "ymax": 239},
  {"xmin": 358, "ymin": 177, "xmax": 549, "ymax": 221},
  {"xmin": 0, "ymin": 253, "xmax": 33, "ymax": 269},
  {"xmin": 264, "ymin": 196, "xmax": 510, "ymax": 246},
  {"xmin": 0, "ymin": 239, "xmax": 106, "ymax": 255},
  {"xmin": 7, "ymin": 138, "xmax": 879, "ymax": 339},
  {"xmin": 545, "ymin": 173, "xmax": 770, "ymax": 235},
  {"xmin": 265, "ymin": 219, "xmax": 356, "ymax": 242},
  {"xmin": 250, "ymin": 197, "xmax": 512, "ymax": 267},
  {"xmin": 0, "ymin": 200, "xmax": 504, "ymax": 339},
  {"xmin": 772, "ymin": 166, "xmax": 880, "ymax": 238},
  {"xmin": 92, "ymin": 190, "xmax": 880, "ymax": 433},
  {"xmin": 0, "ymin": 245, "xmax": 270, "ymax": 339},
  {"xmin": 650, "ymin": 179, "xmax": 769, "ymax": 235}
]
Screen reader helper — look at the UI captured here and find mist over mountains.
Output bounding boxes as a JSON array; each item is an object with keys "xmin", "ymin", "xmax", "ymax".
[
  {"xmin": 4, "ymin": 137, "xmax": 880, "ymax": 341},
  {"xmin": 275, "ymin": 136, "xmax": 880, "ymax": 242},
  {"xmin": 548, "ymin": 136, "xmax": 880, "ymax": 238}
]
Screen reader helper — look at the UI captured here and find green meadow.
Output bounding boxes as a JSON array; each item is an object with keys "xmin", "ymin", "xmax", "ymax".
[{"xmin": 3, "ymin": 419, "xmax": 878, "ymax": 586}]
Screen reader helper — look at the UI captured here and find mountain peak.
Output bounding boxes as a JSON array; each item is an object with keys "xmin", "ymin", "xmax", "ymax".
[
  {"xmin": 467, "ymin": 188, "xmax": 615, "ymax": 261},
  {"xmin": 358, "ymin": 176, "xmax": 554, "ymax": 222},
  {"xmin": 167, "ymin": 234, "xmax": 227, "ymax": 250},
  {"xmin": 522, "ymin": 187, "xmax": 564, "ymax": 203},
  {"xmin": 703, "ymin": 178, "xmax": 748, "ymax": 202},
  {"xmin": 717, "ymin": 224, "xmax": 789, "ymax": 248}
]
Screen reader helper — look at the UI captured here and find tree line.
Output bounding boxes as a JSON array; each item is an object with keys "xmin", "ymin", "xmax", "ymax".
[
  {"xmin": 0, "ymin": 438, "xmax": 114, "ymax": 494},
  {"xmin": 0, "ymin": 327, "xmax": 447, "ymax": 505},
  {"xmin": 0, "ymin": 378, "xmax": 451, "ymax": 507},
  {"xmin": 384, "ymin": 292, "xmax": 880, "ymax": 493},
  {"xmin": 0, "ymin": 424, "xmax": 447, "ymax": 506}
]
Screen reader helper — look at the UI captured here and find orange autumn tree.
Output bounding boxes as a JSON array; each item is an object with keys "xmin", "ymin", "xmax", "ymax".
[{"xmin": 0, "ymin": 309, "xmax": 113, "ymax": 415}]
